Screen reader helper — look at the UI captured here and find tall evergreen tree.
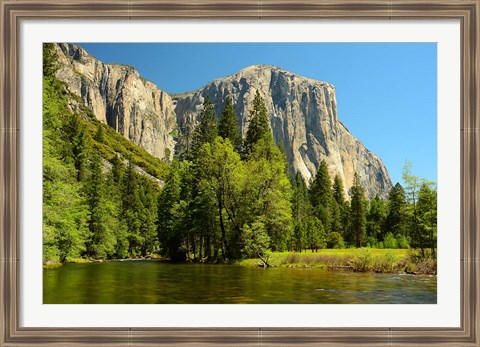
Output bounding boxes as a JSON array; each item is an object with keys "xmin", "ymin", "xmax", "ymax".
[
  {"xmin": 121, "ymin": 158, "xmax": 143, "ymax": 256},
  {"xmin": 243, "ymin": 90, "xmax": 271, "ymax": 155},
  {"xmin": 84, "ymin": 153, "xmax": 116, "ymax": 258},
  {"xmin": 138, "ymin": 176, "xmax": 159, "ymax": 256},
  {"xmin": 332, "ymin": 174, "xmax": 349, "ymax": 242},
  {"xmin": 385, "ymin": 182, "xmax": 407, "ymax": 238},
  {"xmin": 192, "ymin": 96, "xmax": 218, "ymax": 154},
  {"xmin": 332, "ymin": 174, "xmax": 346, "ymax": 206},
  {"xmin": 157, "ymin": 162, "xmax": 185, "ymax": 260},
  {"xmin": 218, "ymin": 96, "xmax": 242, "ymax": 150},
  {"xmin": 309, "ymin": 160, "xmax": 333, "ymax": 233},
  {"xmin": 64, "ymin": 113, "xmax": 88, "ymax": 182},
  {"xmin": 349, "ymin": 172, "xmax": 367, "ymax": 247},
  {"xmin": 366, "ymin": 194, "xmax": 387, "ymax": 246}
]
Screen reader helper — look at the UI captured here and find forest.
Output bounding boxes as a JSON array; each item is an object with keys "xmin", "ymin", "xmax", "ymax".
[{"xmin": 42, "ymin": 44, "xmax": 437, "ymax": 266}]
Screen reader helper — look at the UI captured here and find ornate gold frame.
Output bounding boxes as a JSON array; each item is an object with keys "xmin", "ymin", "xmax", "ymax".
[{"xmin": 1, "ymin": 1, "xmax": 478, "ymax": 345}]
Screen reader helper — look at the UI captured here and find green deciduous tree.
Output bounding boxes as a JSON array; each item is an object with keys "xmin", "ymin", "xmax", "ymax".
[
  {"xmin": 243, "ymin": 136, "xmax": 293, "ymax": 252},
  {"xmin": 417, "ymin": 181, "xmax": 437, "ymax": 257},
  {"xmin": 243, "ymin": 220, "xmax": 271, "ymax": 264},
  {"xmin": 43, "ymin": 159, "xmax": 89, "ymax": 262},
  {"xmin": 197, "ymin": 137, "xmax": 244, "ymax": 260},
  {"xmin": 402, "ymin": 161, "xmax": 424, "ymax": 255}
]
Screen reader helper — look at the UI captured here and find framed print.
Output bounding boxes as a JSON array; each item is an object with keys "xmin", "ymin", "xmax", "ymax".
[{"xmin": 1, "ymin": 0, "xmax": 479, "ymax": 346}]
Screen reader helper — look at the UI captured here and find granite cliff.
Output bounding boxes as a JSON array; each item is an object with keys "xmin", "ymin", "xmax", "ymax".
[
  {"xmin": 54, "ymin": 44, "xmax": 392, "ymax": 198},
  {"xmin": 174, "ymin": 65, "xmax": 392, "ymax": 198},
  {"xmin": 54, "ymin": 43, "xmax": 176, "ymax": 161}
]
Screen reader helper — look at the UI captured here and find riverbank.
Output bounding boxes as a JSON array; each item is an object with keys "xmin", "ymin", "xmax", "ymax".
[
  {"xmin": 236, "ymin": 248, "xmax": 436, "ymax": 275},
  {"xmin": 44, "ymin": 249, "xmax": 436, "ymax": 275},
  {"xmin": 43, "ymin": 255, "xmax": 165, "ymax": 269}
]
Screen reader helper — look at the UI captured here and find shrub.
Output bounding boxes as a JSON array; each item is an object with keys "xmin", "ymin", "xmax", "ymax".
[
  {"xmin": 383, "ymin": 232, "xmax": 398, "ymax": 249},
  {"xmin": 327, "ymin": 232, "xmax": 345, "ymax": 249},
  {"xmin": 396, "ymin": 234, "xmax": 410, "ymax": 249}
]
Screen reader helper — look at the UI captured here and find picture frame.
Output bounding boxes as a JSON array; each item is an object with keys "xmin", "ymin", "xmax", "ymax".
[{"xmin": 1, "ymin": 0, "xmax": 478, "ymax": 345}]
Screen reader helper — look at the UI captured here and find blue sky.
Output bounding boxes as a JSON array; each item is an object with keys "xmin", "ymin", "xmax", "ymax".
[{"xmin": 77, "ymin": 43, "xmax": 437, "ymax": 185}]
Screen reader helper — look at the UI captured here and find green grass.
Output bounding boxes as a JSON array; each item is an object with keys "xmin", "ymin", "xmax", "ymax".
[{"xmin": 237, "ymin": 248, "xmax": 436, "ymax": 275}]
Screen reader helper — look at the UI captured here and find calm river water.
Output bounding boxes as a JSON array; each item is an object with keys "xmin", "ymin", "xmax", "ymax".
[{"xmin": 43, "ymin": 261, "xmax": 436, "ymax": 304}]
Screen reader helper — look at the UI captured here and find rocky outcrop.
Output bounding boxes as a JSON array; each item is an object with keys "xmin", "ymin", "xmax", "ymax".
[
  {"xmin": 54, "ymin": 43, "xmax": 176, "ymax": 161},
  {"xmin": 174, "ymin": 65, "xmax": 392, "ymax": 198},
  {"xmin": 54, "ymin": 44, "xmax": 391, "ymax": 198}
]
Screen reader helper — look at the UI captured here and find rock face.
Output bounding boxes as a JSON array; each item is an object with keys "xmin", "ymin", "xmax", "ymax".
[
  {"xmin": 54, "ymin": 43, "xmax": 176, "ymax": 161},
  {"xmin": 174, "ymin": 65, "xmax": 392, "ymax": 198},
  {"xmin": 54, "ymin": 44, "xmax": 392, "ymax": 198}
]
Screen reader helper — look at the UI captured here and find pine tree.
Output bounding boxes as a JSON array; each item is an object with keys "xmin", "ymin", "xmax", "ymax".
[
  {"xmin": 121, "ymin": 158, "xmax": 143, "ymax": 256},
  {"xmin": 309, "ymin": 160, "xmax": 333, "ymax": 233},
  {"xmin": 244, "ymin": 90, "xmax": 271, "ymax": 155},
  {"xmin": 64, "ymin": 113, "xmax": 88, "ymax": 181},
  {"xmin": 349, "ymin": 172, "xmax": 367, "ymax": 247},
  {"xmin": 218, "ymin": 96, "xmax": 242, "ymax": 150},
  {"xmin": 332, "ymin": 174, "xmax": 346, "ymax": 206},
  {"xmin": 94, "ymin": 123, "xmax": 105, "ymax": 143},
  {"xmin": 366, "ymin": 194, "xmax": 387, "ymax": 246},
  {"xmin": 84, "ymin": 153, "xmax": 116, "ymax": 258},
  {"xmin": 291, "ymin": 172, "xmax": 310, "ymax": 251},
  {"xmin": 385, "ymin": 182, "xmax": 407, "ymax": 239},
  {"xmin": 137, "ymin": 176, "xmax": 159, "ymax": 256},
  {"xmin": 192, "ymin": 96, "xmax": 218, "ymax": 154}
]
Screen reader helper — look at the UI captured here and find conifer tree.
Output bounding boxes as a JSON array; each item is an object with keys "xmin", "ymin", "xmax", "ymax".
[
  {"xmin": 64, "ymin": 113, "xmax": 88, "ymax": 181},
  {"xmin": 192, "ymin": 96, "xmax": 218, "ymax": 154},
  {"xmin": 309, "ymin": 160, "xmax": 333, "ymax": 232},
  {"xmin": 218, "ymin": 96, "xmax": 242, "ymax": 150},
  {"xmin": 385, "ymin": 182, "xmax": 407, "ymax": 238},
  {"xmin": 121, "ymin": 158, "xmax": 142, "ymax": 256},
  {"xmin": 349, "ymin": 172, "xmax": 367, "ymax": 247},
  {"xmin": 291, "ymin": 172, "xmax": 310, "ymax": 251},
  {"xmin": 366, "ymin": 194, "xmax": 387, "ymax": 246},
  {"xmin": 84, "ymin": 153, "xmax": 116, "ymax": 258},
  {"xmin": 244, "ymin": 90, "xmax": 271, "ymax": 155}
]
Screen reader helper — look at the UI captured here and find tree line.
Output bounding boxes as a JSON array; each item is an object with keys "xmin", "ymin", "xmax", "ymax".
[
  {"xmin": 158, "ymin": 91, "xmax": 437, "ymax": 262},
  {"xmin": 43, "ymin": 43, "xmax": 437, "ymax": 264}
]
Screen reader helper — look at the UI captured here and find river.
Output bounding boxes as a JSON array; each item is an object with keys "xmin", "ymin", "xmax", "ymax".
[{"xmin": 43, "ymin": 261, "xmax": 436, "ymax": 304}]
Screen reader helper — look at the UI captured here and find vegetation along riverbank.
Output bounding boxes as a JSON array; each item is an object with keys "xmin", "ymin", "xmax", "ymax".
[{"xmin": 237, "ymin": 249, "xmax": 436, "ymax": 275}]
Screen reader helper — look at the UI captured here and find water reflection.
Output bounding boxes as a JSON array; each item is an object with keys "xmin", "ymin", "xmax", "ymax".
[{"xmin": 43, "ymin": 261, "xmax": 437, "ymax": 304}]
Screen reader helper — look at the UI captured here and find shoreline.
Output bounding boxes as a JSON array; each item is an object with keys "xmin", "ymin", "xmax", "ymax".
[{"xmin": 44, "ymin": 248, "xmax": 436, "ymax": 275}]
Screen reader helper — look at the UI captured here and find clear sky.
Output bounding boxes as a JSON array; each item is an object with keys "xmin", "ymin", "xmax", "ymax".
[{"xmin": 76, "ymin": 43, "xmax": 437, "ymax": 185}]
